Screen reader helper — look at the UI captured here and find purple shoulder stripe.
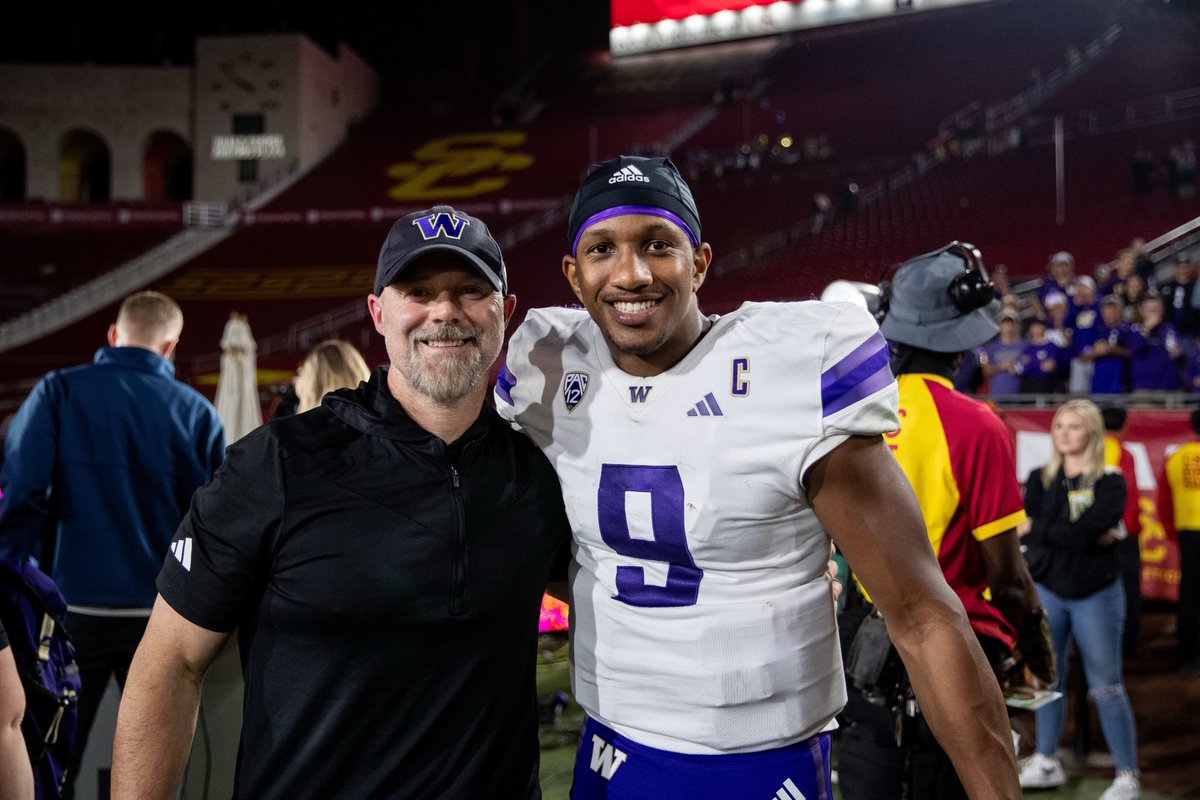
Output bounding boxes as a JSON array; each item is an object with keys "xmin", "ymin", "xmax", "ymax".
[
  {"xmin": 820, "ymin": 333, "xmax": 893, "ymax": 417},
  {"xmin": 496, "ymin": 363, "xmax": 516, "ymax": 406}
]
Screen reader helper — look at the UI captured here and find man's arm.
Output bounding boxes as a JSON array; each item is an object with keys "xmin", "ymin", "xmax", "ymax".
[
  {"xmin": 979, "ymin": 531, "xmax": 1055, "ymax": 684},
  {"xmin": 111, "ymin": 595, "xmax": 229, "ymax": 800},
  {"xmin": 0, "ymin": 380, "xmax": 58, "ymax": 559},
  {"xmin": 0, "ymin": 645, "xmax": 33, "ymax": 800},
  {"xmin": 807, "ymin": 435, "xmax": 1019, "ymax": 800}
]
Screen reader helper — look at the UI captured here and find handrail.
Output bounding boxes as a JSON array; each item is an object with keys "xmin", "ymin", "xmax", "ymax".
[{"xmin": 0, "ymin": 227, "xmax": 234, "ymax": 354}]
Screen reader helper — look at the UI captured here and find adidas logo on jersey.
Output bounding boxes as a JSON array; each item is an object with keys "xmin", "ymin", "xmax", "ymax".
[
  {"xmin": 171, "ymin": 537, "xmax": 193, "ymax": 572},
  {"xmin": 772, "ymin": 778, "xmax": 807, "ymax": 800},
  {"xmin": 609, "ymin": 165, "xmax": 649, "ymax": 184},
  {"xmin": 686, "ymin": 392, "xmax": 724, "ymax": 417},
  {"xmin": 589, "ymin": 734, "xmax": 628, "ymax": 780}
]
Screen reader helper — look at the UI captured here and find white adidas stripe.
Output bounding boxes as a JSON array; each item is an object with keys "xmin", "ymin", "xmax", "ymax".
[
  {"xmin": 172, "ymin": 538, "xmax": 192, "ymax": 572},
  {"xmin": 775, "ymin": 778, "xmax": 805, "ymax": 800}
]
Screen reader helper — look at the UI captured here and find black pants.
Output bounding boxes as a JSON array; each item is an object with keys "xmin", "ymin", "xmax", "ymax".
[
  {"xmin": 838, "ymin": 691, "xmax": 967, "ymax": 800},
  {"xmin": 1179, "ymin": 530, "xmax": 1200, "ymax": 666},
  {"xmin": 62, "ymin": 613, "xmax": 149, "ymax": 799},
  {"xmin": 1118, "ymin": 535, "xmax": 1142, "ymax": 657}
]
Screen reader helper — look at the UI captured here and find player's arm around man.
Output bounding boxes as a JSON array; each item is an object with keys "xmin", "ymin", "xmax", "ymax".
[
  {"xmin": 808, "ymin": 435, "xmax": 1021, "ymax": 800},
  {"xmin": 111, "ymin": 598, "xmax": 228, "ymax": 799}
]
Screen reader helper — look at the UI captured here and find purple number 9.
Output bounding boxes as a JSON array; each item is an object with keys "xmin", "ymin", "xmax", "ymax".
[{"xmin": 598, "ymin": 464, "xmax": 703, "ymax": 607}]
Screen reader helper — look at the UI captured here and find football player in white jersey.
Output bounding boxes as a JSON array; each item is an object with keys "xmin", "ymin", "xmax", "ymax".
[{"xmin": 496, "ymin": 156, "xmax": 1021, "ymax": 800}]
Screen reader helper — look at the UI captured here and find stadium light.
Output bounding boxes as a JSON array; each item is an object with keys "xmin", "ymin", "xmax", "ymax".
[{"xmin": 609, "ymin": 0, "xmax": 991, "ymax": 56}]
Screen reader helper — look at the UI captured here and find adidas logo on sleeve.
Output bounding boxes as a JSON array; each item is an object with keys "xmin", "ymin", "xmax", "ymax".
[
  {"xmin": 609, "ymin": 165, "xmax": 650, "ymax": 184},
  {"xmin": 171, "ymin": 537, "xmax": 193, "ymax": 572},
  {"xmin": 773, "ymin": 778, "xmax": 807, "ymax": 800}
]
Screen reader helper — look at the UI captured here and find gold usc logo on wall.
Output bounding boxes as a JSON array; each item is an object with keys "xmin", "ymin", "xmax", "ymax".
[{"xmin": 386, "ymin": 132, "xmax": 534, "ymax": 201}]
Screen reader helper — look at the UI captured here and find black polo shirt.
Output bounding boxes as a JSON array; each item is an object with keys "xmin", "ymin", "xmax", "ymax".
[{"xmin": 158, "ymin": 368, "xmax": 570, "ymax": 799}]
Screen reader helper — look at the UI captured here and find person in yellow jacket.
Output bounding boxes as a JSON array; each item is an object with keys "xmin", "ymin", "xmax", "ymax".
[{"xmin": 1159, "ymin": 408, "xmax": 1200, "ymax": 671}]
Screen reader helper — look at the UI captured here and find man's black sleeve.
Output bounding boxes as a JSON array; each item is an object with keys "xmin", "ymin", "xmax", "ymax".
[{"xmin": 156, "ymin": 427, "xmax": 284, "ymax": 632}]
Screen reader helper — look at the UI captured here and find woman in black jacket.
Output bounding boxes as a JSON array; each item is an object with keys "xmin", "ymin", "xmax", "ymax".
[{"xmin": 1016, "ymin": 399, "xmax": 1141, "ymax": 800}]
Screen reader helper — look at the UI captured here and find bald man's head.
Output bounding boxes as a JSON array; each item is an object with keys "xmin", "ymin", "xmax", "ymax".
[{"xmin": 109, "ymin": 291, "xmax": 184, "ymax": 356}]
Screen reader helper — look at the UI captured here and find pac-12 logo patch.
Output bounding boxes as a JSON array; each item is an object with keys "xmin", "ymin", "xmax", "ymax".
[{"xmin": 563, "ymin": 371, "xmax": 590, "ymax": 411}]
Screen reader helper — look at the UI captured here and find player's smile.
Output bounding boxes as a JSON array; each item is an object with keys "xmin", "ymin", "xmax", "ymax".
[{"xmin": 607, "ymin": 296, "xmax": 662, "ymax": 326}]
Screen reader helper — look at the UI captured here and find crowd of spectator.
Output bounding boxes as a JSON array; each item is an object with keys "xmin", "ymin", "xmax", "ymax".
[{"xmin": 959, "ymin": 245, "xmax": 1200, "ymax": 396}]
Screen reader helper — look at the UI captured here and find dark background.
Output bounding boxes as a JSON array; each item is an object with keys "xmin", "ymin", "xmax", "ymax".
[{"xmin": 0, "ymin": 3, "xmax": 612, "ymax": 93}]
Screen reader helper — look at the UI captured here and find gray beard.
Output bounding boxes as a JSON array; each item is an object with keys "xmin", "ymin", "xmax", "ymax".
[
  {"xmin": 404, "ymin": 348, "xmax": 489, "ymax": 403},
  {"xmin": 399, "ymin": 322, "xmax": 498, "ymax": 404}
]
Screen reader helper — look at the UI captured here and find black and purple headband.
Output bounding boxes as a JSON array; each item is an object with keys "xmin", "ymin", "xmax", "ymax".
[{"xmin": 567, "ymin": 156, "xmax": 702, "ymax": 255}]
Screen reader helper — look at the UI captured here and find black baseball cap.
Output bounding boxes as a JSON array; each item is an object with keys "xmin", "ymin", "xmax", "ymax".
[
  {"xmin": 567, "ymin": 156, "xmax": 702, "ymax": 256},
  {"xmin": 374, "ymin": 205, "xmax": 507, "ymax": 296}
]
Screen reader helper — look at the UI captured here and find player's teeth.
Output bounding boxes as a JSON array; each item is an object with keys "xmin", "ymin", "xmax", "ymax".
[{"xmin": 614, "ymin": 301, "xmax": 654, "ymax": 313}]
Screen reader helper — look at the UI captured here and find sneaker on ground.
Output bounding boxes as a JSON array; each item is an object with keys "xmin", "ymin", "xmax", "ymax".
[
  {"xmin": 1099, "ymin": 771, "xmax": 1141, "ymax": 800},
  {"xmin": 1018, "ymin": 752, "xmax": 1067, "ymax": 789}
]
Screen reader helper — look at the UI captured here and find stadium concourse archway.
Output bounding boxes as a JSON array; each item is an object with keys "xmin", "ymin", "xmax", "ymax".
[
  {"xmin": 0, "ymin": 127, "xmax": 26, "ymax": 201},
  {"xmin": 143, "ymin": 130, "xmax": 192, "ymax": 202},
  {"xmin": 59, "ymin": 128, "xmax": 111, "ymax": 203}
]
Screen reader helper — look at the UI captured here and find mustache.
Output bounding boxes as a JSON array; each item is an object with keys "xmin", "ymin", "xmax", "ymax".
[{"xmin": 410, "ymin": 324, "xmax": 481, "ymax": 344}]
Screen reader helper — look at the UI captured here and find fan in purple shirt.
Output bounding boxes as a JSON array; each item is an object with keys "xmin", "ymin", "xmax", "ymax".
[
  {"xmin": 1019, "ymin": 317, "xmax": 1062, "ymax": 394},
  {"xmin": 983, "ymin": 310, "xmax": 1026, "ymax": 395},
  {"xmin": 1128, "ymin": 295, "xmax": 1183, "ymax": 391},
  {"xmin": 1037, "ymin": 251, "xmax": 1077, "ymax": 308},
  {"xmin": 1091, "ymin": 295, "xmax": 1131, "ymax": 394},
  {"xmin": 1067, "ymin": 277, "xmax": 1102, "ymax": 393}
]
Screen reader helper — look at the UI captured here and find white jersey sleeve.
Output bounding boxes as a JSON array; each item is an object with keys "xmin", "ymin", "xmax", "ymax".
[
  {"xmin": 798, "ymin": 301, "xmax": 900, "ymax": 479},
  {"xmin": 495, "ymin": 306, "xmax": 593, "ymax": 445}
]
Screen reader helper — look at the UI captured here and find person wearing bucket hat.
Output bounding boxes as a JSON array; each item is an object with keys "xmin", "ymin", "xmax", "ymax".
[
  {"xmin": 113, "ymin": 205, "xmax": 572, "ymax": 799},
  {"xmin": 840, "ymin": 243, "xmax": 1053, "ymax": 800},
  {"xmin": 496, "ymin": 157, "xmax": 1025, "ymax": 799}
]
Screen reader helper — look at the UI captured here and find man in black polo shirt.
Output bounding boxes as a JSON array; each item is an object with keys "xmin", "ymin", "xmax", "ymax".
[{"xmin": 111, "ymin": 206, "xmax": 571, "ymax": 799}]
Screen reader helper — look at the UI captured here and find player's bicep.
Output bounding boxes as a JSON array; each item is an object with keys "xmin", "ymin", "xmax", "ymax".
[{"xmin": 807, "ymin": 435, "xmax": 948, "ymax": 622}]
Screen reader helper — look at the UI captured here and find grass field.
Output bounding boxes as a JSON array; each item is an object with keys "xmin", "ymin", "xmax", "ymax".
[{"xmin": 533, "ymin": 635, "xmax": 1180, "ymax": 800}]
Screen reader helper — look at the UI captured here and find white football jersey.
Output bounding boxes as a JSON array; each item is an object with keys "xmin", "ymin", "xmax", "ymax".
[{"xmin": 496, "ymin": 300, "xmax": 898, "ymax": 754}]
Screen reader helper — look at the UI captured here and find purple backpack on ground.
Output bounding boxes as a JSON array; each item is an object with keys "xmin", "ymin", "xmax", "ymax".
[{"xmin": 0, "ymin": 558, "xmax": 81, "ymax": 800}]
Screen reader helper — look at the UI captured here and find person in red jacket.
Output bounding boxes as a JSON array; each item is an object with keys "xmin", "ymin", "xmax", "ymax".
[{"xmin": 1102, "ymin": 407, "xmax": 1144, "ymax": 658}]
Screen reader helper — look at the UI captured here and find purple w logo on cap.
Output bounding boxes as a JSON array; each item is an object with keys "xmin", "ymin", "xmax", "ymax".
[{"xmin": 413, "ymin": 211, "xmax": 470, "ymax": 240}]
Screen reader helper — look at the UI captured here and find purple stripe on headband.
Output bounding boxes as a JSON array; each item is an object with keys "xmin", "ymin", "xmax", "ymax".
[
  {"xmin": 820, "ymin": 332, "xmax": 888, "ymax": 392},
  {"xmin": 571, "ymin": 205, "xmax": 700, "ymax": 255},
  {"xmin": 495, "ymin": 362, "xmax": 516, "ymax": 406}
]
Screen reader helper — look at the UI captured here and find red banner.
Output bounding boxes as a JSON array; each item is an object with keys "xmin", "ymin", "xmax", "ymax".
[
  {"xmin": 612, "ymin": 0, "xmax": 775, "ymax": 27},
  {"xmin": 0, "ymin": 202, "xmax": 183, "ymax": 230},
  {"xmin": 999, "ymin": 407, "xmax": 1190, "ymax": 601}
]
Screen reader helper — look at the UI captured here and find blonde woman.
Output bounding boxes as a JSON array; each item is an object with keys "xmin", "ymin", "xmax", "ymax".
[
  {"xmin": 1018, "ymin": 399, "xmax": 1140, "ymax": 800},
  {"xmin": 295, "ymin": 340, "xmax": 371, "ymax": 413}
]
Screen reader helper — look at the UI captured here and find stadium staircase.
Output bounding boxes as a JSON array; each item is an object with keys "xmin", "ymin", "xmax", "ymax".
[{"xmin": 3, "ymin": 0, "xmax": 1197, "ymax": 410}]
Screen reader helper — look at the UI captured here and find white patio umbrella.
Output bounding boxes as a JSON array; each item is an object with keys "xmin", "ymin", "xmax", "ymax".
[
  {"xmin": 188, "ymin": 321, "xmax": 256, "ymax": 798},
  {"xmin": 213, "ymin": 312, "xmax": 261, "ymax": 443}
]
